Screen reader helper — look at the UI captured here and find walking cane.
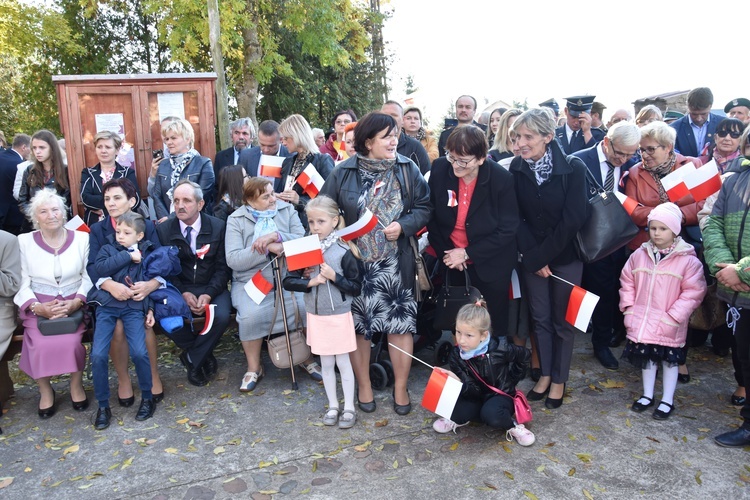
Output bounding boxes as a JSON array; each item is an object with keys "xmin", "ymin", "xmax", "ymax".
[{"xmin": 271, "ymin": 255, "xmax": 298, "ymax": 390}]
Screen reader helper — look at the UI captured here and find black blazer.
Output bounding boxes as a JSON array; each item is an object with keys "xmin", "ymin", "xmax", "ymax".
[
  {"xmin": 213, "ymin": 146, "xmax": 238, "ymax": 182},
  {"xmin": 555, "ymin": 125, "xmax": 605, "ymax": 155},
  {"xmin": 572, "ymin": 143, "xmax": 637, "ymax": 194},
  {"xmin": 0, "ymin": 148, "xmax": 25, "ymax": 229},
  {"xmin": 427, "ymin": 157, "xmax": 518, "ymax": 284},
  {"xmin": 509, "ymin": 140, "xmax": 588, "ymax": 273},
  {"xmin": 80, "ymin": 162, "xmax": 140, "ymax": 227}
]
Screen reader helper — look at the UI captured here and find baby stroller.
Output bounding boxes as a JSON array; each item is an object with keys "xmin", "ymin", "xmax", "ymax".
[{"xmin": 367, "ymin": 243, "xmax": 453, "ymax": 391}]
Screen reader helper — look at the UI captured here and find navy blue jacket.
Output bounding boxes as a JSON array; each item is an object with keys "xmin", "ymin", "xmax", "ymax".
[
  {"xmin": 238, "ymin": 145, "xmax": 291, "ymax": 177},
  {"xmin": 670, "ymin": 113, "xmax": 724, "ymax": 158},
  {"xmin": 87, "ymin": 216, "xmax": 161, "ymax": 286},
  {"xmin": 0, "ymin": 148, "xmax": 25, "ymax": 229},
  {"xmin": 555, "ymin": 125, "xmax": 605, "ymax": 155},
  {"xmin": 572, "ymin": 143, "xmax": 637, "ymax": 195}
]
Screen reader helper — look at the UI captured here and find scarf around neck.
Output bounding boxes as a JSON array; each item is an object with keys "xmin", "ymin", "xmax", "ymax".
[
  {"xmin": 524, "ymin": 146, "xmax": 554, "ymax": 185},
  {"xmin": 459, "ymin": 334, "xmax": 490, "ymax": 360},
  {"xmin": 643, "ymin": 152, "xmax": 678, "ymax": 203},
  {"xmin": 167, "ymin": 148, "xmax": 198, "ymax": 202},
  {"xmin": 247, "ymin": 205, "xmax": 278, "ymax": 244}
]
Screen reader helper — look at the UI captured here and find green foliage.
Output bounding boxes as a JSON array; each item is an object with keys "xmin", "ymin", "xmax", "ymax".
[{"xmin": 512, "ymin": 99, "xmax": 529, "ymax": 111}]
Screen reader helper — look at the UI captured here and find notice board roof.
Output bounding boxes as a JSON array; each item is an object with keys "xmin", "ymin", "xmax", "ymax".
[{"xmin": 52, "ymin": 73, "xmax": 217, "ymax": 84}]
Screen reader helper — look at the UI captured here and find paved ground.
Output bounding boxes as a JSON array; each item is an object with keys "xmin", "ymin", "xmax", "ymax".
[{"xmin": 0, "ymin": 329, "xmax": 748, "ymax": 499}]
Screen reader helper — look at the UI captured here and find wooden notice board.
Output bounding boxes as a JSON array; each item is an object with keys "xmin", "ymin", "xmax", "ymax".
[{"xmin": 53, "ymin": 73, "xmax": 217, "ymax": 217}]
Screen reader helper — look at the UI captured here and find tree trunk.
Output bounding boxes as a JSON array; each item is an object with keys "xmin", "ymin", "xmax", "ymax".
[
  {"xmin": 236, "ymin": 0, "xmax": 262, "ymax": 129},
  {"xmin": 207, "ymin": 0, "xmax": 230, "ymax": 149}
]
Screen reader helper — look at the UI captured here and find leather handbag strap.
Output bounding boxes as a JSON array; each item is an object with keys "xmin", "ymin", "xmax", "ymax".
[
  {"xmin": 444, "ymin": 268, "xmax": 472, "ymax": 293},
  {"xmin": 467, "ymin": 362, "xmax": 512, "ymax": 398}
]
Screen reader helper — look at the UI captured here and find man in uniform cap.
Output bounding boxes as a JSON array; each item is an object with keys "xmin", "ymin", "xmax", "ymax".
[
  {"xmin": 539, "ymin": 98, "xmax": 559, "ymax": 119},
  {"xmin": 555, "ymin": 95, "xmax": 605, "ymax": 155},
  {"xmin": 663, "ymin": 110, "xmax": 684, "ymax": 125},
  {"xmin": 590, "ymin": 102, "xmax": 607, "ymax": 132},
  {"xmin": 725, "ymin": 98, "xmax": 750, "ymax": 125}
]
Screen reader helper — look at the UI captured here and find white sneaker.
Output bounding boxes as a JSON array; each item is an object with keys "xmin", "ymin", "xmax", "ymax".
[
  {"xmin": 506, "ymin": 424, "xmax": 535, "ymax": 446},
  {"xmin": 432, "ymin": 417, "xmax": 467, "ymax": 434}
]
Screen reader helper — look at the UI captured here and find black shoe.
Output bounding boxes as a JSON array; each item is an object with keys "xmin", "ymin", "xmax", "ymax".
[
  {"xmin": 713, "ymin": 346, "xmax": 730, "ymax": 357},
  {"xmin": 71, "ymin": 395, "xmax": 89, "ymax": 412},
  {"xmin": 188, "ymin": 367, "xmax": 209, "ymax": 386},
  {"xmin": 135, "ymin": 398, "xmax": 156, "ymax": 421},
  {"xmin": 38, "ymin": 388, "xmax": 56, "ymax": 419},
  {"xmin": 526, "ymin": 385, "xmax": 550, "ymax": 402},
  {"xmin": 530, "ymin": 368, "xmax": 541, "ymax": 382},
  {"xmin": 715, "ymin": 427, "xmax": 750, "ymax": 448},
  {"xmin": 153, "ymin": 391, "xmax": 164, "ymax": 404},
  {"xmin": 652, "ymin": 401, "xmax": 675, "ymax": 420},
  {"xmin": 631, "ymin": 395, "xmax": 654, "ymax": 413},
  {"xmin": 594, "ymin": 347, "xmax": 619, "ymax": 370},
  {"xmin": 95, "ymin": 407, "xmax": 112, "ymax": 430},
  {"xmin": 731, "ymin": 394, "xmax": 746, "ymax": 406},
  {"xmin": 393, "ymin": 389, "xmax": 411, "ymax": 416},
  {"xmin": 179, "ymin": 351, "xmax": 191, "ymax": 369},
  {"xmin": 545, "ymin": 384, "xmax": 566, "ymax": 409},
  {"xmin": 609, "ymin": 330, "xmax": 626, "ymax": 348},
  {"xmin": 678, "ymin": 373, "xmax": 691, "ymax": 384},
  {"xmin": 118, "ymin": 395, "xmax": 135, "ymax": 407},
  {"xmin": 358, "ymin": 400, "xmax": 376, "ymax": 413},
  {"xmin": 203, "ymin": 353, "xmax": 218, "ymax": 378}
]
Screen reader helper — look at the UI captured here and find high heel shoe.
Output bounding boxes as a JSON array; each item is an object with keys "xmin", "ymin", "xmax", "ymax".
[
  {"xmin": 71, "ymin": 394, "xmax": 89, "ymax": 412},
  {"xmin": 545, "ymin": 384, "xmax": 566, "ymax": 409},
  {"xmin": 118, "ymin": 395, "xmax": 135, "ymax": 407},
  {"xmin": 38, "ymin": 388, "xmax": 56, "ymax": 419},
  {"xmin": 152, "ymin": 391, "xmax": 164, "ymax": 404},
  {"xmin": 392, "ymin": 389, "xmax": 411, "ymax": 416},
  {"xmin": 526, "ymin": 384, "xmax": 550, "ymax": 402}
]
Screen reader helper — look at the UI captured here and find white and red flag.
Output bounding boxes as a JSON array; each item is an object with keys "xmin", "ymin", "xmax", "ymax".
[
  {"xmin": 259, "ymin": 155, "xmax": 284, "ymax": 178},
  {"xmin": 195, "ymin": 304, "xmax": 216, "ymax": 336},
  {"xmin": 447, "ymin": 190, "xmax": 458, "ymax": 207},
  {"xmin": 508, "ymin": 269, "xmax": 522, "ymax": 299},
  {"xmin": 335, "ymin": 209, "xmax": 378, "ymax": 242},
  {"xmin": 565, "ymin": 285, "xmax": 600, "ymax": 332},
  {"xmin": 296, "ymin": 163, "xmax": 325, "ymax": 198},
  {"xmin": 244, "ymin": 270, "xmax": 273, "ymax": 305},
  {"xmin": 65, "ymin": 215, "xmax": 90, "ymax": 233},
  {"xmin": 614, "ymin": 191, "xmax": 639, "ymax": 216},
  {"xmin": 684, "ymin": 160, "xmax": 721, "ymax": 202},
  {"xmin": 661, "ymin": 165, "xmax": 696, "ymax": 202},
  {"xmin": 421, "ymin": 368, "xmax": 463, "ymax": 419},
  {"xmin": 283, "ymin": 234, "xmax": 324, "ymax": 271}
]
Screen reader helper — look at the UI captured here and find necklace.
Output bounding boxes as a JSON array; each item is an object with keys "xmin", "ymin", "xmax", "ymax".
[{"xmin": 40, "ymin": 228, "xmax": 66, "ymax": 254}]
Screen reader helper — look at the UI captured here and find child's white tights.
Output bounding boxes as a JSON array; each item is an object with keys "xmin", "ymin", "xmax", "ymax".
[
  {"xmin": 320, "ymin": 353, "xmax": 355, "ymax": 412},
  {"xmin": 637, "ymin": 360, "xmax": 678, "ymax": 413}
]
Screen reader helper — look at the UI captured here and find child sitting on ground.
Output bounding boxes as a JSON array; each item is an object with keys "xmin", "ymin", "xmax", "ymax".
[{"xmin": 433, "ymin": 300, "xmax": 535, "ymax": 446}]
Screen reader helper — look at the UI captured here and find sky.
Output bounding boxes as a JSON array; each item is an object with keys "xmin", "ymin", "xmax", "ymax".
[{"xmin": 381, "ymin": 0, "xmax": 750, "ymax": 128}]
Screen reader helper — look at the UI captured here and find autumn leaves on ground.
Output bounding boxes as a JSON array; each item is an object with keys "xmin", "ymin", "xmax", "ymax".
[{"xmin": 0, "ymin": 330, "xmax": 748, "ymax": 499}]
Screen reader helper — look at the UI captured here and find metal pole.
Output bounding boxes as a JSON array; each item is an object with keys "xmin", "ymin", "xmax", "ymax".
[{"xmin": 272, "ymin": 257, "xmax": 297, "ymax": 390}]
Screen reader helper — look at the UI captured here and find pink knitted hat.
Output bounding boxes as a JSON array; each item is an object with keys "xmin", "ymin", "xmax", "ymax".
[{"xmin": 648, "ymin": 202, "xmax": 682, "ymax": 236}]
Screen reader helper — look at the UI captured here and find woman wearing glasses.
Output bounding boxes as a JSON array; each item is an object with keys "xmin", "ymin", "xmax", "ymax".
[
  {"xmin": 625, "ymin": 121, "xmax": 703, "ymax": 251},
  {"xmin": 428, "ymin": 125, "xmax": 519, "ymax": 338},
  {"xmin": 508, "ymin": 109, "xmax": 588, "ymax": 410},
  {"xmin": 320, "ymin": 110, "xmax": 358, "ymax": 162}
]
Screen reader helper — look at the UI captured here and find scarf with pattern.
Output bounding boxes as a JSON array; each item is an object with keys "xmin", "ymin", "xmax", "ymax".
[
  {"xmin": 167, "ymin": 148, "xmax": 198, "ymax": 202},
  {"xmin": 356, "ymin": 155, "xmax": 402, "ymax": 262},
  {"xmin": 524, "ymin": 146, "xmax": 554, "ymax": 185},
  {"xmin": 246, "ymin": 205, "xmax": 278, "ymax": 244},
  {"xmin": 643, "ymin": 151, "xmax": 678, "ymax": 203}
]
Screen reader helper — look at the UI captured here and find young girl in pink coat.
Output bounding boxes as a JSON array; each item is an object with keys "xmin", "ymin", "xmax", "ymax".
[{"xmin": 619, "ymin": 202, "xmax": 706, "ymax": 420}]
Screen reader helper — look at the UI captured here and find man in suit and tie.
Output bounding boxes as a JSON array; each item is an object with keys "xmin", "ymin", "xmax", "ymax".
[
  {"xmin": 238, "ymin": 120, "xmax": 291, "ymax": 178},
  {"xmin": 556, "ymin": 95, "xmax": 605, "ymax": 155},
  {"xmin": 670, "ymin": 87, "xmax": 723, "ymax": 157},
  {"xmin": 0, "ymin": 134, "xmax": 30, "ymax": 234},
  {"xmin": 214, "ymin": 118, "xmax": 255, "ymax": 180},
  {"xmin": 573, "ymin": 122, "xmax": 641, "ymax": 369}
]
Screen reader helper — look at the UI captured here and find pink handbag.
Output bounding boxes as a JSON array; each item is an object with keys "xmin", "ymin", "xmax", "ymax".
[{"xmin": 468, "ymin": 364, "xmax": 533, "ymax": 424}]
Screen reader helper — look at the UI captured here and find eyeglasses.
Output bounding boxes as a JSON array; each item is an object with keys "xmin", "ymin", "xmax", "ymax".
[
  {"xmin": 608, "ymin": 143, "xmax": 635, "ymax": 159},
  {"xmin": 446, "ymin": 153, "xmax": 474, "ymax": 168},
  {"xmin": 639, "ymin": 145, "xmax": 666, "ymax": 156},
  {"xmin": 717, "ymin": 130, "xmax": 742, "ymax": 139},
  {"xmin": 334, "ymin": 120, "xmax": 352, "ymax": 126}
]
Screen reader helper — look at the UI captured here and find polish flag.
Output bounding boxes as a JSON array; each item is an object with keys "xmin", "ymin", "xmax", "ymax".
[
  {"xmin": 283, "ymin": 234, "xmax": 324, "ymax": 271},
  {"xmin": 335, "ymin": 209, "xmax": 378, "ymax": 242},
  {"xmin": 244, "ymin": 270, "xmax": 273, "ymax": 305},
  {"xmin": 684, "ymin": 160, "xmax": 722, "ymax": 202},
  {"xmin": 195, "ymin": 304, "xmax": 216, "ymax": 336},
  {"xmin": 447, "ymin": 190, "xmax": 458, "ymax": 207},
  {"xmin": 421, "ymin": 368, "xmax": 463, "ymax": 420},
  {"xmin": 196, "ymin": 244, "xmax": 210, "ymax": 260},
  {"xmin": 296, "ymin": 163, "xmax": 325, "ymax": 198},
  {"xmin": 661, "ymin": 165, "xmax": 696, "ymax": 202},
  {"xmin": 614, "ymin": 191, "xmax": 639, "ymax": 216},
  {"xmin": 65, "ymin": 215, "xmax": 90, "ymax": 233},
  {"xmin": 565, "ymin": 285, "xmax": 600, "ymax": 332},
  {"xmin": 259, "ymin": 155, "xmax": 284, "ymax": 178},
  {"xmin": 508, "ymin": 269, "xmax": 521, "ymax": 299}
]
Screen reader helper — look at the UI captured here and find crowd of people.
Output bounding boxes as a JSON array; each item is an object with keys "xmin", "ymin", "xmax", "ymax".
[{"xmin": 1, "ymin": 87, "xmax": 750, "ymax": 448}]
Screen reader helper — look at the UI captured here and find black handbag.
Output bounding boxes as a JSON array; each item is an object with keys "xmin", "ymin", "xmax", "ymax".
[
  {"xmin": 37, "ymin": 309, "xmax": 84, "ymax": 336},
  {"xmin": 570, "ymin": 161, "xmax": 639, "ymax": 263},
  {"xmin": 433, "ymin": 269, "xmax": 483, "ymax": 331}
]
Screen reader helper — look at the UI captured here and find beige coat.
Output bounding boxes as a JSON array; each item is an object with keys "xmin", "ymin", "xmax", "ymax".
[{"xmin": 0, "ymin": 231, "xmax": 21, "ymax": 358}]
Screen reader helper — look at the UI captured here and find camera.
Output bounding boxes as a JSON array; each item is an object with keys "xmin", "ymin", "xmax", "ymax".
[{"xmin": 152, "ymin": 149, "xmax": 164, "ymax": 160}]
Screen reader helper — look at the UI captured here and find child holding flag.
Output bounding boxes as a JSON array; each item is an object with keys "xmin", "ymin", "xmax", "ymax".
[
  {"xmin": 432, "ymin": 301, "xmax": 535, "ymax": 446},
  {"xmin": 283, "ymin": 196, "xmax": 362, "ymax": 429},
  {"xmin": 619, "ymin": 202, "xmax": 706, "ymax": 420}
]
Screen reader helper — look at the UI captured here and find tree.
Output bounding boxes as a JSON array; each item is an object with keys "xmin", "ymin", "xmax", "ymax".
[{"xmin": 512, "ymin": 99, "xmax": 529, "ymax": 111}]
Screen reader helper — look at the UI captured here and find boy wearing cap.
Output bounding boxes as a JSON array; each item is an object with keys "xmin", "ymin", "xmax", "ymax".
[{"xmin": 555, "ymin": 95, "xmax": 605, "ymax": 155}]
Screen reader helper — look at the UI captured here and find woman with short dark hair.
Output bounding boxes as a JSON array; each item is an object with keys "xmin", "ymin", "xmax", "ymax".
[
  {"xmin": 320, "ymin": 112, "xmax": 431, "ymax": 416},
  {"xmin": 428, "ymin": 125, "xmax": 519, "ymax": 337}
]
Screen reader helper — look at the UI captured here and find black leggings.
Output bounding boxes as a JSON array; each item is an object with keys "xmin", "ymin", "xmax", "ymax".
[
  {"xmin": 733, "ymin": 309, "xmax": 750, "ymax": 426},
  {"xmin": 450, "ymin": 393, "xmax": 515, "ymax": 430}
]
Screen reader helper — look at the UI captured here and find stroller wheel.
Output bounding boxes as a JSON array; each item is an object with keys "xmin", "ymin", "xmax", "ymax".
[
  {"xmin": 435, "ymin": 340, "xmax": 453, "ymax": 367},
  {"xmin": 381, "ymin": 359, "xmax": 395, "ymax": 387},
  {"xmin": 370, "ymin": 363, "xmax": 388, "ymax": 391}
]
